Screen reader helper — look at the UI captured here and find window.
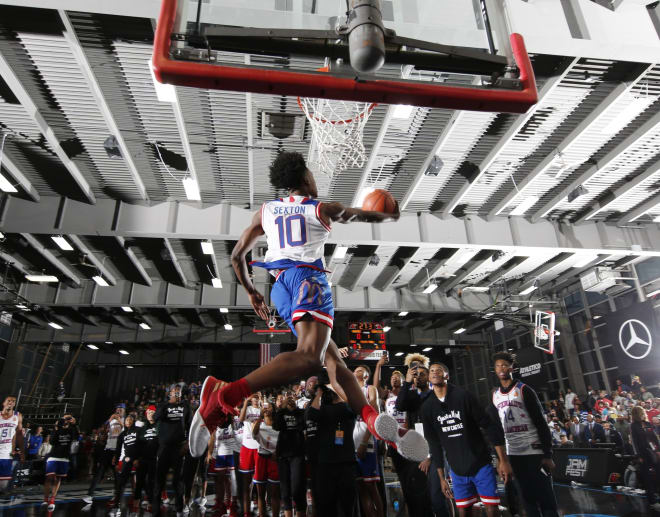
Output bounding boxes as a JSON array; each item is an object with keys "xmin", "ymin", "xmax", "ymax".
[
  {"xmin": 586, "ymin": 290, "xmax": 608, "ymax": 305},
  {"xmin": 564, "ymin": 291, "xmax": 584, "ymax": 314},
  {"xmin": 636, "ymin": 257, "xmax": 660, "ymax": 285},
  {"xmin": 578, "ymin": 350, "xmax": 601, "ymax": 374},
  {"xmin": 573, "ymin": 331, "xmax": 594, "ymax": 354},
  {"xmin": 569, "ymin": 312, "xmax": 588, "ymax": 334}
]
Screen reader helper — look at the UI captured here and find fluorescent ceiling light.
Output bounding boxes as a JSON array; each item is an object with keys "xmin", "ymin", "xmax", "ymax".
[
  {"xmin": 139, "ymin": 322, "xmax": 151, "ymax": 330},
  {"xmin": 484, "ymin": 312, "xmax": 494, "ymax": 317},
  {"xmin": 383, "ymin": 326, "xmax": 391, "ymax": 332},
  {"xmin": 0, "ymin": 232, "xmax": 4, "ymax": 239},
  {"xmin": 423, "ymin": 283, "xmax": 438, "ymax": 294},
  {"xmin": 398, "ymin": 311, "xmax": 409, "ymax": 317},
  {"xmin": 219, "ymin": 307, "xmax": 229, "ymax": 313},
  {"xmin": 573, "ymin": 254, "xmax": 598, "ymax": 268},
  {"xmin": 647, "ymin": 289, "xmax": 660, "ymax": 298},
  {"xmin": 182, "ymin": 176, "xmax": 201, "ymax": 201},
  {"xmin": 211, "ymin": 277, "xmax": 223, "ymax": 288},
  {"xmin": 119, "ymin": 349, "xmax": 129, "ymax": 355},
  {"xmin": 333, "ymin": 245, "xmax": 349, "ymax": 261},
  {"xmin": 395, "ymin": 352, "xmax": 404, "ymax": 357},
  {"xmin": 15, "ymin": 304, "xmax": 27, "ymax": 310},
  {"xmin": 86, "ymin": 344, "xmax": 99, "ymax": 350},
  {"xmin": 199, "ymin": 365, "xmax": 207, "ymax": 369},
  {"xmin": 48, "ymin": 322, "xmax": 63, "ymax": 330},
  {"xmin": 126, "ymin": 365, "xmax": 134, "ymax": 369},
  {"xmin": 454, "ymin": 327, "xmax": 466, "ymax": 334},
  {"xmin": 509, "ymin": 195, "xmax": 540, "ymax": 216},
  {"xmin": 602, "ymin": 96, "xmax": 654, "ymax": 135},
  {"xmin": 392, "ymin": 104, "xmax": 414, "ymax": 119},
  {"xmin": 148, "ymin": 59, "xmax": 177, "ymax": 103},
  {"xmin": 121, "ymin": 306, "xmax": 133, "ymax": 312},
  {"xmin": 25, "ymin": 274, "xmax": 58, "ymax": 283},
  {"xmin": 593, "ymin": 315, "xmax": 602, "ymax": 320},
  {"xmin": 51, "ymin": 236, "xmax": 73, "ymax": 251},
  {"xmin": 463, "ymin": 286, "xmax": 490, "ymax": 292},
  {"xmin": 92, "ymin": 275, "xmax": 109, "ymax": 287},
  {"xmin": 410, "ymin": 344, "xmax": 417, "ymax": 347},
  {"xmin": 105, "ymin": 341, "xmax": 113, "ymax": 344},
  {"xmin": 201, "ymin": 241, "xmax": 214, "ymax": 255},
  {"xmin": 519, "ymin": 285, "xmax": 537, "ymax": 296},
  {"xmin": 224, "ymin": 323, "xmax": 233, "ymax": 331},
  {"xmin": 0, "ymin": 173, "xmax": 17, "ymax": 193},
  {"xmin": 423, "ymin": 347, "xmax": 432, "ymax": 352}
]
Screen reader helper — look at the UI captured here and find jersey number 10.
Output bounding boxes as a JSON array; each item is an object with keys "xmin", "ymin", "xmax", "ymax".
[{"xmin": 274, "ymin": 215, "xmax": 307, "ymax": 248}]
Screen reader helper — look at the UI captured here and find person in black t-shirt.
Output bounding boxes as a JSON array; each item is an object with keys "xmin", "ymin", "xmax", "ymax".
[
  {"xmin": 153, "ymin": 385, "xmax": 191, "ymax": 516},
  {"xmin": 306, "ymin": 385, "xmax": 358, "ymax": 517},
  {"xmin": 273, "ymin": 393, "xmax": 306, "ymax": 517},
  {"xmin": 112, "ymin": 415, "xmax": 141, "ymax": 514},
  {"xmin": 136, "ymin": 405, "xmax": 158, "ymax": 511},
  {"xmin": 43, "ymin": 414, "xmax": 78, "ymax": 511},
  {"xmin": 303, "ymin": 392, "xmax": 320, "ymax": 517}
]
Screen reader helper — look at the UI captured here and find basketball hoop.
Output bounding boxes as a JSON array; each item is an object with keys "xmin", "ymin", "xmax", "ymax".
[
  {"xmin": 534, "ymin": 310, "xmax": 558, "ymax": 355},
  {"xmin": 298, "ymin": 68, "xmax": 376, "ymax": 179}
]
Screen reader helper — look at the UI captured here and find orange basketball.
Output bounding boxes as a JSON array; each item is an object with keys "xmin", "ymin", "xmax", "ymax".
[{"xmin": 362, "ymin": 189, "xmax": 396, "ymax": 213}]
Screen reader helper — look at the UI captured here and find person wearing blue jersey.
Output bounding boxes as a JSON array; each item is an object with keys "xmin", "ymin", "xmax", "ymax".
[{"xmin": 189, "ymin": 151, "xmax": 428, "ymax": 466}]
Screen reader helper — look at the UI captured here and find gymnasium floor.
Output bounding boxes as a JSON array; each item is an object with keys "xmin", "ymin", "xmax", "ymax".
[{"xmin": 0, "ymin": 481, "xmax": 657, "ymax": 516}]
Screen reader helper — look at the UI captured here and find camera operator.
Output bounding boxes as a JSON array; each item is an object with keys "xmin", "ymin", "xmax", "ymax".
[{"xmin": 43, "ymin": 414, "xmax": 78, "ymax": 511}]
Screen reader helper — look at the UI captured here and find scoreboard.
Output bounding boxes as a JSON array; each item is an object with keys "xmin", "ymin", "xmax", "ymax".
[{"xmin": 347, "ymin": 322, "xmax": 387, "ymax": 361}]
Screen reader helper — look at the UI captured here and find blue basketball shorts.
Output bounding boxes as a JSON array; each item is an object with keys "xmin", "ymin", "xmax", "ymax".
[
  {"xmin": 450, "ymin": 463, "xmax": 499, "ymax": 508},
  {"xmin": 46, "ymin": 458, "xmax": 70, "ymax": 478},
  {"xmin": 0, "ymin": 459, "xmax": 12, "ymax": 480},
  {"xmin": 271, "ymin": 266, "xmax": 334, "ymax": 336}
]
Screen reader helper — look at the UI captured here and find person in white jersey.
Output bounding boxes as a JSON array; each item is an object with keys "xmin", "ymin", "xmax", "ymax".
[
  {"xmin": 189, "ymin": 152, "xmax": 427, "ymax": 466},
  {"xmin": 352, "ymin": 364, "xmax": 384, "ymax": 517},
  {"xmin": 238, "ymin": 395, "xmax": 262, "ymax": 516},
  {"xmin": 85, "ymin": 405, "xmax": 124, "ymax": 503},
  {"xmin": 210, "ymin": 420, "xmax": 238, "ymax": 516},
  {"xmin": 252, "ymin": 402, "xmax": 281, "ymax": 517},
  {"xmin": 492, "ymin": 352, "xmax": 558, "ymax": 517},
  {"xmin": 0, "ymin": 396, "xmax": 23, "ymax": 489}
]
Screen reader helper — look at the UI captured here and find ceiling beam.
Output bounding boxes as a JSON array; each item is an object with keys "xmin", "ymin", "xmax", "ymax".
[
  {"xmin": 515, "ymin": 252, "xmax": 575, "ymax": 292},
  {"xmin": 490, "ymin": 63, "xmax": 656, "ymax": 217},
  {"xmin": 67, "ymin": 235, "xmax": 117, "ymax": 286},
  {"xmin": 578, "ymin": 157, "xmax": 660, "ymax": 222},
  {"xmin": 0, "ymin": 50, "xmax": 95, "ymax": 204},
  {"xmin": 244, "ymin": 55, "xmax": 255, "ymax": 208},
  {"xmin": 0, "ymin": 252, "xmax": 29, "ymax": 277},
  {"xmin": 373, "ymin": 247, "xmax": 419, "ymax": 292},
  {"xmin": 20, "ymin": 233, "xmax": 81, "ymax": 286},
  {"xmin": 58, "ymin": 10, "xmax": 149, "ymax": 202},
  {"xmin": 439, "ymin": 250, "xmax": 496, "ymax": 292},
  {"xmin": 443, "ymin": 57, "xmax": 579, "ymax": 215},
  {"xmin": 115, "ymin": 236, "xmax": 152, "ymax": 286},
  {"xmin": 0, "ymin": 147, "xmax": 40, "ymax": 202},
  {"xmin": 475, "ymin": 256, "xmax": 529, "ymax": 287},
  {"xmin": 541, "ymin": 254, "xmax": 612, "ymax": 292},
  {"xmin": 621, "ymin": 192, "xmax": 660, "ymax": 223},
  {"xmin": 163, "ymin": 238, "xmax": 190, "ymax": 288},
  {"xmin": 408, "ymin": 248, "xmax": 459, "ymax": 292},
  {"xmin": 532, "ymin": 109, "xmax": 660, "ymax": 221}
]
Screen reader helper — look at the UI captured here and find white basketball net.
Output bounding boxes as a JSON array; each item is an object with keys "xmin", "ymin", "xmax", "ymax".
[{"xmin": 299, "ymin": 97, "xmax": 375, "ymax": 180}]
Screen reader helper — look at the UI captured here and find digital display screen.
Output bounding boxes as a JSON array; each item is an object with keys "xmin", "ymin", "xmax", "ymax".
[{"xmin": 347, "ymin": 322, "xmax": 387, "ymax": 360}]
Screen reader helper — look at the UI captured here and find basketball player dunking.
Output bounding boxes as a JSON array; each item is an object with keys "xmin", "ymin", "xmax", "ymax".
[
  {"xmin": 0, "ymin": 396, "xmax": 23, "ymax": 491},
  {"xmin": 189, "ymin": 151, "xmax": 427, "ymax": 463}
]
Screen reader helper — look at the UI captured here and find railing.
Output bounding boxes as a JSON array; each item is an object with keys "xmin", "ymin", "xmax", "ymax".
[{"xmin": 16, "ymin": 392, "xmax": 87, "ymax": 428}]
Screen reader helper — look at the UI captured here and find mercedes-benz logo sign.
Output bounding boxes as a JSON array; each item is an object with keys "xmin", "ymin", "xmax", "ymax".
[{"xmin": 618, "ymin": 319, "xmax": 652, "ymax": 360}]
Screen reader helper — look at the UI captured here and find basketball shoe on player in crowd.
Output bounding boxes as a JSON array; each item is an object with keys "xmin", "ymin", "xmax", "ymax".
[{"xmin": 190, "ymin": 376, "xmax": 429, "ymax": 462}]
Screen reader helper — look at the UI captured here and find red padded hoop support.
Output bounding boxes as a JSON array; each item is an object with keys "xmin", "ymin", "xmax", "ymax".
[{"xmin": 153, "ymin": 0, "xmax": 538, "ymax": 113}]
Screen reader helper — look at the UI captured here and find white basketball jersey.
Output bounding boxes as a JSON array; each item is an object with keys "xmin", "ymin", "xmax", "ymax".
[
  {"xmin": 354, "ymin": 385, "xmax": 376, "ymax": 451},
  {"xmin": 385, "ymin": 394, "xmax": 407, "ymax": 427},
  {"xmin": 0, "ymin": 413, "xmax": 18, "ymax": 459},
  {"xmin": 493, "ymin": 382, "xmax": 542, "ymax": 456},
  {"xmin": 261, "ymin": 196, "xmax": 330, "ymax": 266},
  {"xmin": 215, "ymin": 425, "xmax": 238, "ymax": 456},
  {"xmin": 242, "ymin": 406, "xmax": 262, "ymax": 450},
  {"xmin": 232, "ymin": 416, "xmax": 243, "ymax": 453},
  {"xmin": 255, "ymin": 423, "xmax": 279, "ymax": 455}
]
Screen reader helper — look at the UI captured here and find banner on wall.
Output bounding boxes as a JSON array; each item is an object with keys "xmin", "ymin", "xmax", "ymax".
[
  {"xmin": 514, "ymin": 346, "xmax": 547, "ymax": 391},
  {"xmin": 604, "ymin": 300, "xmax": 660, "ymax": 379}
]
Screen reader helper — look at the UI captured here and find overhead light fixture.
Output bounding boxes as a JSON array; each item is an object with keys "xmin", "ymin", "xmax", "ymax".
[
  {"xmin": 224, "ymin": 323, "xmax": 233, "ymax": 331},
  {"xmin": 602, "ymin": 96, "xmax": 654, "ymax": 135},
  {"xmin": 423, "ymin": 283, "xmax": 438, "ymax": 294},
  {"xmin": 199, "ymin": 365, "xmax": 207, "ymax": 369},
  {"xmin": 86, "ymin": 344, "xmax": 99, "ymax": 350},
  {"xmin": 105, "ymin": 341, "xmax": 113, "ymax": 344},
  {"xmin": 0, "ymin": 173, "xmax": 17, "ymax": 193},
  {"xmin": 424, "ymin": 155, "xmax": 443, "ymax": 177},
  {"xmin": 51, "ymin": 236, "xmax": 73, "ymax": 251},
  {"xmin": 593, "ymin": 315, "xmax": 602, "ymax": 320},
  {"xmin": 219, "ymin": 307, "xmax": 229, "ymax": 313},
  {"xmin": 211, "ymin": 277, "xmax": 223, "ymax": 288},
  {"xmin": 573, "ymin": 254, "xmax": 598, "ymax": 268},
  {"xmin": 332, "ymin": 245, "xmax": 349, "ymax": 261},
  {"xmin": 182, "ymin": 176, "xmax": 201, "ymax": 201},
  {"xmin": 392, "ymin": 104, "xmax": 414, "ymax": 119},
  {"xmin": 519, "ymin": 285, "xmax": 537, "ymax": 296},
  {"xmin": 410, "ymin": 344, "xmax": 417, "ymax": 347},
  {"xmin": 48, "ymin": 322, "xmax": 63, "ymax": 330},
  {"xmin": 398, "ymin": 311, "xmax": 409, "ymax": 317},
  {"xmin": 454, "ymin": 327, "xmax": 466, "ymax": 334},
  {"xmin": 647, "ymin": 289, "xmax": 660, "ymax": 298},
  {"xmin": 567, "ymin": 184, "xmax": 588, "ymax": 203},
  {"xmin": 383, "ymin": 326, "xmax": 391, "ymax": 332},
  {"xmin": 509, "ymin": 195, "xmax": 540, "ymax": 216},
  {"xmin": 92, "ymin": 275, "xmax": 109, "ymax": 287},
  {"xmin": 423, "ymin": 347, "xmax": 432, "ymax": 352},
  {"xmin": 395, "ymin": 352, "xmax": 404, "ymax": 357},
  {"xmin": 126, "ymin": 365, "xmax": 134, "ymax": 369},
  {"xmin": 103, "ymin": 135, "xmax": 122, "ymax": 159},
  {"xmin": 201, "ymin": 241, "xmax": 214, "ymax": 255},
  {"xmin": 15, "ymin": 304, "xmax": 27, "ymax": 310},
  {"xmin": 121, "ymin": 306, "xmax": 133, "ymax": 312},
  {"xmin": 119, "ymin": 349, "xmax": 129, "ymax": 355},
  {"xmin": 139, "ymin": 322, "xmax": 151, "ymax": 330},
  {"xmin": 148, "ymin": 59, "xmax": 177, "ymax": 103},
  {"xmin": 463, "ymin": 286, "xmax": 490, "ymax": 292},
  {"xmin": 484, "ymin": 312, "xmax": 494, "ymax": 317},
  {"xmin": 25, "ymin": 274, "xmax": 58, "ymax": 283},
  {"xmin": 0, "ymin": 232, "xmax": 4, "ymax": 239}
]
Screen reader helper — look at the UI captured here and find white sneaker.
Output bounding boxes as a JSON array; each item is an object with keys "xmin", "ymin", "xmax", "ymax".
[
  {"xmin": 183, "ymin": 504, "xmax": 191, "ymax": 514},
  {"xmin": 194, "ymin": 496, "xmax": 208, "ymax": 507},
  {"xmin": 141, "ymin": 499, "xmax": 149, "ymax": 508},
  {"xmin": 82, "ymin": 495, "xmax": 93, "ymax": 504},
  {"xmin": 47, "ymin": 502, "xmax": 55, "ymax": 511}
]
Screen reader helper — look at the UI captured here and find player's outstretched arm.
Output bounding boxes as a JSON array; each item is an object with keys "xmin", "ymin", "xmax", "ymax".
[
  {"xmin": 320, "ymin": 201, "xmax": 400, "ymax": 225},
  {"xmin": 231, "ymin": 210, "xmax": 269, "ymax": 321}
]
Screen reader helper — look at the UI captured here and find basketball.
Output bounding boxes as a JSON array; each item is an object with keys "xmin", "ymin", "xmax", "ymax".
[{"xmin": 362, "ymin": 189, "xmax": 396, "ymax": 213}]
